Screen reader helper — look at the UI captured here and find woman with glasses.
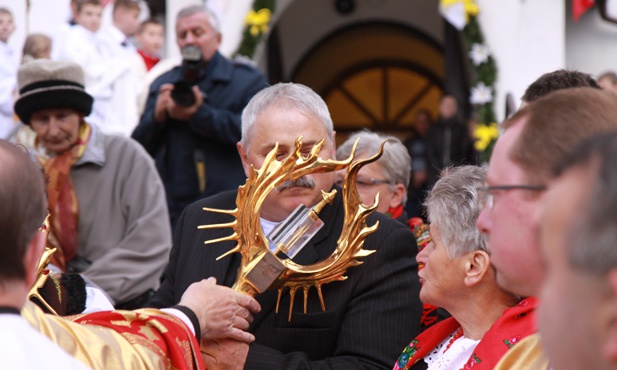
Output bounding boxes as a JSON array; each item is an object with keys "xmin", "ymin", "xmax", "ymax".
[
  {"xmin": 335, "ymin": 130, "xmax": 410, "ymax": 223},
  {"xmin": 393, "ymin": 166, "xmax": 536, "ymax": 370}
]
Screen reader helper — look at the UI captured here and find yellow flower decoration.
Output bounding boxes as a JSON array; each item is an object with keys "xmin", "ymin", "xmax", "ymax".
[
  {"xmin": 245, "ymin": 8, "xmax": 272, "ymax": 37},
  {"xmin": 440, "ymin": 0, "xmax": 479, "ymax": 21},
  {"xmin": 474, "ymin": 122, "xmax": 499, "ymax": 152}
]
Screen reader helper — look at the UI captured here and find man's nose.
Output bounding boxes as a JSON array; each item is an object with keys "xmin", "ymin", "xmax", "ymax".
[
  {"xmin": 476, "ymin": 207, "xmax": 491, "ymax": 235},
  {"xmin": 184, "ymin": 32, "xmax": 197, "ymax": 44}
]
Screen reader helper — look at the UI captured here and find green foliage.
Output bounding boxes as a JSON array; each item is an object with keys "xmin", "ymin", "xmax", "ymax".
[
  {"xmin": 233, "ymin": 0, "xmax": 277, "ymax": 59},
  {"xmin": 464, "ymin": 15, "xmax": 499, "ymax": 162}
]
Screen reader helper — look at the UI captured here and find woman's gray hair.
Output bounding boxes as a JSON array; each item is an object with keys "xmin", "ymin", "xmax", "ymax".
[
  {"xmin": 176, "ymin": 4, "xmax": 220, "ymax": 34},
  {"xmin": 425, "ymin": 165, "xmax": 487, "ymax": 258},
  {"xmin": 336, "ymin": 130, "xmax": 411, "ymax": 202},
  {"xmin": 241, "ymin": 83, "xmax": 334, "ymax": 147}
]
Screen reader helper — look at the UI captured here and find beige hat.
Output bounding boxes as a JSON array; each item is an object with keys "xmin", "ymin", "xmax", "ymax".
[{"xmin": 14, "ymin": 59, "xmax": 93, "ymax": 124}]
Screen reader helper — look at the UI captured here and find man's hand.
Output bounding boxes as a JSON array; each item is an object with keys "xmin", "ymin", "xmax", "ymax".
[
  {"xmin": 154, "ymin": 84, "xmax": 203, "ymax": 123},
  {"xmin": 201, "ymin": 339, "xmax": 249, "ymax": 370},
  {"xmin": 178, "ymin": 277, "xmax": 261, "ymax": 342},
  {"xmin": 154, "ymin": 83, "xmax": 174, "ymax": 124}
]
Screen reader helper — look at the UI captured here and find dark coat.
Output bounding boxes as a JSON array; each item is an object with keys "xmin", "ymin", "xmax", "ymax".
[
  {"xmin": 132, "ymin": 52, "xmax": 267, "ymax": 228},
  {"xmin": 152, "ymin": 189, "xmax": 423, "ymax": 369},
  {"xmin": 425, "ymin": 118, "xmax": 476, "ymax": 187}
]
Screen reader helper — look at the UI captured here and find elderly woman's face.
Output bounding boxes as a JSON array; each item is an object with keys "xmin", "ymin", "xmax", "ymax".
[
  {"xmin": 416, "ymin": 225, "xmax": 467, "ymax": 308},
  {"xmin": 30, "ymin": 108, "xmax": 82, "ymax": 154},
  {"xmin": 355, "ymin": 161, "xmax": 396, "ymax": 213}
]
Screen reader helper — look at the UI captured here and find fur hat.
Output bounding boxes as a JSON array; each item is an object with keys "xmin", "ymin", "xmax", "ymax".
[{"xmin": 14, "ymin": 59, "xmax": 93, "ymax": 124}]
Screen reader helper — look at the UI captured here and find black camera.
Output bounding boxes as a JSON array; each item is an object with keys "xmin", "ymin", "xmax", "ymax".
[{"xmin": 171, "ymin": 45, "xmax": 203, "ymax": 106}]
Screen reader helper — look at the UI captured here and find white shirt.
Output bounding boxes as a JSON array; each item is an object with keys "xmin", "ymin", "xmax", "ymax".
[
  {"xmin": 0, "ymin": 312, "xmax": 92, "ymax": 369},
  {"xmin": 98, "ymin": 25, "xmax": 136, "ymax": 58},
  {"xmin": 55, "ymin": 25, "xmax": 138, "ymax": 135},
  {"xmin": 424, "ymin": 329, "xmax": 481, "ymax": 370},
  {"xmin": 0, "ymin": 40, "xmax": 18, "ymax": 139}
]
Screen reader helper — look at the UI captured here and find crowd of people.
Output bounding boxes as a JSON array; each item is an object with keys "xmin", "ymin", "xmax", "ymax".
[{"xmin": 3, "ymin": 1, "xmax": 617, "ymax": 370}]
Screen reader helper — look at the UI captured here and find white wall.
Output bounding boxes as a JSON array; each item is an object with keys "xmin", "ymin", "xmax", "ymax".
[
  {"xmin": 476, "ymin": 0, "xmax": 565, "ymax": 120},
  {"xmin": 0, "ymin": 0, "xmax": 70, "ymax": 56},
  {"xmin": 565, "ymin": 0, "xmax": 617, "ymax": 76}
]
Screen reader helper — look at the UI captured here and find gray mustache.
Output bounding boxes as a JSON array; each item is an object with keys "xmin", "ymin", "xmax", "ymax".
[{"xmin": 276, "ymin": 176, "xmax": 316, "ymax": 192}]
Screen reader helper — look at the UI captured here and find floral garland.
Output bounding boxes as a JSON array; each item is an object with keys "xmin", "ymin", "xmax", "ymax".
[
  {"xmin": 464, "ymin": 12, "xmax": 500, "ymax": 162},
  {"xmin": 234, "ymin": 0, "xmax": 276, "ymax": 59}
]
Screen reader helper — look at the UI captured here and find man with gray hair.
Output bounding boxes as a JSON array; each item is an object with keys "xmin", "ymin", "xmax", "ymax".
[
  {"xmin": 335, "ymin": 130, "xmax": 410, "ymax": 222},
  {"xmin": 151, "ymin": 82, "xmax": 422, "ymax": 369},
  {"xmin": 132, "ymin": 4, "xmax": 267, "ymax": 230}
]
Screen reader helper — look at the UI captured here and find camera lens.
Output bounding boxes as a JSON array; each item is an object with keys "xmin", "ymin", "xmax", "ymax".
[{"xmin": 171, "ymin": 81, "xmax": 196, "ymax": 106}]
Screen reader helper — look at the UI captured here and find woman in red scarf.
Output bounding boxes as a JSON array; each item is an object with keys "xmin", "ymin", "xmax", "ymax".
[
  {"xmin": 13, "ymin": 59, "xmax": 171, "ymax": 309},
  {"xmin": 393, "ymin": 166, "xmax": 536, "ymax": 370}
]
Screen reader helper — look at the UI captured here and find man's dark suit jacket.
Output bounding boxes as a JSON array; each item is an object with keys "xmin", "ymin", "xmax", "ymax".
[{"xmin": 152, "ymin": 188, "xmax": 423, "ymax": 369}]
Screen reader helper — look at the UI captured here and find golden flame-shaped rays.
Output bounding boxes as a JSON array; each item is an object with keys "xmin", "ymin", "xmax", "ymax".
[
  {"xmin": 198, "ymin": 137, "xmax": 385, "ymax": 320},
  {"xmin": 29, "ymin": 214, "xmax": 60, "ymax": 316}
]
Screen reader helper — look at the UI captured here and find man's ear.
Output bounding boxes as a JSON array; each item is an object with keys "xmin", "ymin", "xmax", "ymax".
[
  {"xmin": 463, "ymin": 250, "xmax": 490, "ymax": 287},
  {"xmin": 601, "ymin": 270, "xmax": 617, "ymax": 363},
  {"xmin": 23, "ymin": 230, "xmax": 46, "ymax": 289},
  {"xmin": 389, "ymin": 183, "xmax": 407, "ymax": 209},
  {"xmin": 237, "ymin": 141, "xmax": 251, "ymax": 178}
]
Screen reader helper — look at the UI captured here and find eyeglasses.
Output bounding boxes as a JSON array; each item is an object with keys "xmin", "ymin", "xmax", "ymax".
[
  {"xmin": 335, "ymin": 177, "xmax": 392, "ymax": 189},
  {"xmin": 477, "ymin": 184, "xmax": 546, "ymax": 210}
]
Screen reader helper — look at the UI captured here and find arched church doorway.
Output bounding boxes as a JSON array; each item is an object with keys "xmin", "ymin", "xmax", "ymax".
[{"xmin": 290, "ymin": 22, "xmax": 444, "ymax": 144}]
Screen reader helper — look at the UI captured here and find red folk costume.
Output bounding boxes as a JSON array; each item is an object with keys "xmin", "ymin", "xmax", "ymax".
[
  {"xmin": 23, "ymin": 301, "xmax": 205, "ymax": 370},
  {"xmin": 393, "ymin": 297, "xmax": 538, "ymax": 370}
]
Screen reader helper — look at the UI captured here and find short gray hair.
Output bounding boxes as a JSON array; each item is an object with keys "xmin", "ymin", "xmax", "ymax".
[
  {"xmin": 336, "ymin": 130, "xmax": 411, "ymax": 202},
  {"xmin": 176, "ymin": 4, "xmax": 220, "ymax": 34},
  {"xmin": 425, "ymin": 165, "xmax": 487, "ymax": 258},
  {"xmin": 241, "ymin": 83, "xmax": 334, "ymax": 147}
]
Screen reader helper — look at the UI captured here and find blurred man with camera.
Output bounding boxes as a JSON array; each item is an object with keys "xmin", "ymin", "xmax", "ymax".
[{"xmin": 132, "ymin": 4, "xmax": 267, "ymax": 230}]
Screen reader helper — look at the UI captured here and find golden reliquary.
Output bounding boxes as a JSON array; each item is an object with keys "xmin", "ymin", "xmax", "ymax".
[{"xmin": 199, "ymin": 137, "xmax": 387, "ymax": 321}]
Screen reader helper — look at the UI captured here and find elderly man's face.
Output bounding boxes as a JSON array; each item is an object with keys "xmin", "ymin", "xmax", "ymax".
[
  {"xmin": 538, "ymin": 165, "xmax": 606, "ymax": 370},
  {"xmin": 476, "ymin": 118, "xmax": 546, "ymax": 297},
  {"xmin": 176, "ymin": 11, "xmax": 220, "ymax": 62},
  {"xmin": 238, "ymin": 107, "xmax": 335, "ymax": 222},
  {"xmin": 30, "ymin": 108, "xmax": 81, "ymax": 154}
]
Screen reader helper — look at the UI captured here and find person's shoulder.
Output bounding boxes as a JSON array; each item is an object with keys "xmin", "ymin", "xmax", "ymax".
[
  {"xmin": 228, "ymin": 55, "xmax": 266, "ymax": 77},
  {"xmin": 102, "ymin": 133, "xmax": 152, "ymax": 161}
]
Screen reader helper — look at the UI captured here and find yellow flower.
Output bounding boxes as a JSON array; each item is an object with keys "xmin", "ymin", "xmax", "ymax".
[
  {"xmin": 440, "ymin": 0, "xmax": 479, "ymax": 23},
  {"xmin": 474, "ymin": 122, "xmax": 499, "ymax": 152},
  {"xmin": 245, "ymin": 8, "xmax": 271, "ymax": 37}
]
